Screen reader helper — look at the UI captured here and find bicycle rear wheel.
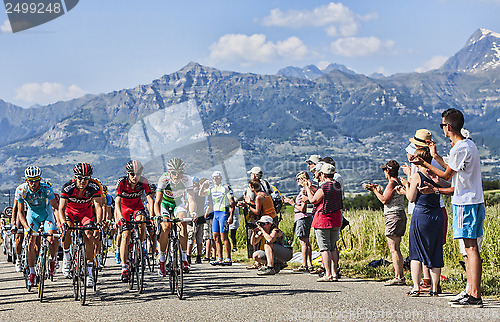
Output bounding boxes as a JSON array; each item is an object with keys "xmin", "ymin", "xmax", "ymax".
[
  {"xmin": 145, "ymin": 234, "xmax": 155, "ymax": 272},
  {"xmin": 167, "ymin": 239, "xmax": 175, "ymax": 295},
  {"xmin": 38, "ymin": 247, "xmax": 47, "ymax": 301},
  {"xmin": 175, "ymin": 239, "xmax": 184, "ymax": 300},
  {"xmin": 78, "ymin": 243, "xmax": 87, "ymax": 305},
  {"xmin": 135, "ymin": 240, "xmax": 145, "ymax": 293}
]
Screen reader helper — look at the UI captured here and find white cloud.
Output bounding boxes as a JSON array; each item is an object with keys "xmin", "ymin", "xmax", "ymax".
[
  {"xmin": 414, "ymin": 55, "xmax": 448, "ymax": 72},
  {"xmin": 208, "ymin": 34, "xmax": 308, "ymax": 65},
  {"xmin": 15, "ymin": 82, "xmax": 86, "ymax": 105},
  {"xmin": 1, "ymin": 20, "xmax": 12, "ymax": 33},
  {"xmin": 331, "ymin": 37, "xmax": 395, "ymax": 57},
  {"xmin": 262, "ymin": 2, "xmax": 376, "ymax": 37}
]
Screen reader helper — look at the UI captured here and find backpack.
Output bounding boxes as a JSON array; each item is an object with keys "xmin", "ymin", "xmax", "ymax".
[{"xmin": 262, "ymin": 180, "xmax": 283, "ymax": 214}]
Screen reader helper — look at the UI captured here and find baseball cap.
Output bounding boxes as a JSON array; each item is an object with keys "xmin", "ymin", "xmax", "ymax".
[
  {"xmin": 306, "ymin": 155, "xmax": 321, "ymax": 164},
  {"xmin": 320, "ymin": 163, "xmax": 336, "ymax": 175},
  {"xmin": 257, "ymin": 215, "xmax": 273, "ymax": 224},
  {"xmin": 212, "ymin": 171, "xmax": 222, "ymax": 177},
  {"xmin": 405, "ymin": 143, "xmax": 416, "ymax": 156},
  {"xmin": 247, "ymin": 166, "xmax": 263, "ymax": 175}
]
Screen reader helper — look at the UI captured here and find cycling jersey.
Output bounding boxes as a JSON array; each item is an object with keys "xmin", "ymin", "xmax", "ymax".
[
  {"xmin": 61, "ymin": 179, "xmax": 101, "ymax": 226},
  {"xmin": 206, "ymin": 185, "xmax": 233, "ymax": 213},
  {"xmin": 116, "ymin": 176, "xmax": 152, "ymax": 221},
  {"xmin": 105, "ymin": 194, "xmax": 114, "ymax": 206},
  {"xmin": 157, "ymin": 173, "xmax": 193, "ymax": 214},
  {"xmin": 15, "ymin": 182, "xmax": 56, "ymax": 232}
]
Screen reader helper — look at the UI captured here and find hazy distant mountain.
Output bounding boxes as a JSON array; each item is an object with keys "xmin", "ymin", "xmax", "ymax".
[
  {"xmin": 1, "ymin": 29, "xmax": 499, "ymax": 195},
  {"xmin": 441, "ymin": 28, "xmax": 500, "ymax": 72},
  {"xmin": 277, "ymin": 63, "xmax": 357, "ymax": 80}
]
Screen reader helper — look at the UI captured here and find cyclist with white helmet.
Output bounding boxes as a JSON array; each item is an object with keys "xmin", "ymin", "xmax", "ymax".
[
  {"xmin": 59, "ymin": 163, "xmax": 103, "ymax": 287},
  {"xmin": 115, "ymin": 160, "xmax": 154, "ymax": 282},
  {"xmin": 16, "ymin": 166, "xmax": 59, "ymax": 288},
  {"xmin": 154, "ymin": 157, "xmax": 197, "ymax": 276}
]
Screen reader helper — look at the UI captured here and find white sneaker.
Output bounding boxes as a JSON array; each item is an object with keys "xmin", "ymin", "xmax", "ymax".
[
  {"xmin": 86, "ymin": 274, "xmax": 95, "ymax": 287},
  {"xmin": 15, "ymin": 260, "xmax": 22, "ymax": 272},
  {"xmin": 63, "ymin": 258, "xmax": 71, "ymax": 278}
]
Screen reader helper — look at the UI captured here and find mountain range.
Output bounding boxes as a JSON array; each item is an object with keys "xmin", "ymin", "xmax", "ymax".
[{"xmin": 1, "ymin": 28, "xmax": 499, "ymax": 196}]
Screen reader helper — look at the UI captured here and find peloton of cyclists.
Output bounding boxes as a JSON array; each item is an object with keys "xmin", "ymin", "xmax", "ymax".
[
  {"xmin": 15, "ymin": 166, "xmax": 60, "ymax": 288},
  {"xmin": 115, "ymin": 160, "xmax": 154, "ymax": 282}
]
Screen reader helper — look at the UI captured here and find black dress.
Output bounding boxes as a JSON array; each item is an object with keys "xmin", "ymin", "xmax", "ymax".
[{"xmin": 408, "ymin": 172, "xmax": 444, "ymax": 268}]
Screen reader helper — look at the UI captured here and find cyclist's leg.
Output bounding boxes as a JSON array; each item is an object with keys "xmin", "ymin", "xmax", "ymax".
[
  {"xmin": 120, "ymin": 224, "xmax": 132, "ymax": 266},
  {"xmin": 26, "ymin": 210, "xmax": 41, "ymax": 268},
  {"xmin": 44, "ymin": 212, "xmax": 59, "ymax": 261},
  {"xmin": 134, "ymin": 210, "xmax": 147, "ymax": 242},
  {"xmin": 221, "ymin": 212, "xmax": 231, "ymax": 260}
]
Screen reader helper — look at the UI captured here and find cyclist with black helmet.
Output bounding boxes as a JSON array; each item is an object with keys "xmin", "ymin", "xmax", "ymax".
[
  {"xmin": 15, "ymin": 166, "xmax": 59, "ymax": 288},
  {"xmin": 59, "ymin": 163, "xmax": 103, "ymax": 287},
  {"xmin": 115, "ymin": 160, "xmax": 154, "ymax": 282},
  {"xmin": 154, "ymin": 157, "xmax": 197, "ymax": 276}
]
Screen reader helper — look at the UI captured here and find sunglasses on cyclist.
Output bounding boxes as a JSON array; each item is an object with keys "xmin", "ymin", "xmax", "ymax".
[
  {"xmin": 127, "ymin": 171, "xmax": 141, "ymax": 177},
  {"xmin": 26, "ymin": 177, "xmax": 41, "ymax": 182},
  {"xmin": 75, "ymin": 175, "xmax": 91, "ymax": 181},
  {"xmin": 170, "ymin": 170, "xmax": 183, "ymax": 176}
]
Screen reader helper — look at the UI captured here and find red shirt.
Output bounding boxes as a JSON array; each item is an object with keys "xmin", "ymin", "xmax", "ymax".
[{"xmin": 61, "ymin": 179, "xmax": 102, "ymax": 217}]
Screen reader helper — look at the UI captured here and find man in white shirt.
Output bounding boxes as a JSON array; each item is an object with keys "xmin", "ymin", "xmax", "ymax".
[{"xmin": 413, "ymin": 108, "xmax": 484, "ymax": 308}]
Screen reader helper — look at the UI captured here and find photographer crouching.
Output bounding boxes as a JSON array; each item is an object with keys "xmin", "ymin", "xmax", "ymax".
[{"xmin": 251, "ymin": 216, "xmax": 292, "ymax": 276}]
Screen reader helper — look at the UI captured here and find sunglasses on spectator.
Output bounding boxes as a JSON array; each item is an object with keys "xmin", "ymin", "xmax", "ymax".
[
  {"xmin": 75, "ymin": 175, "xmax": 91, "ymax": 181},
  {"xmin": 439, "ymin": 123, "xmax": 450, "ymax": 129}
]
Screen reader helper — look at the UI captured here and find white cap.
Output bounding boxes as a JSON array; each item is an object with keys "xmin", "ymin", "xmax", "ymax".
[
  {"xmin": 247, "ymin": 166, "xmax": 263, "ymax": 175},
  {"xmin": 306, "ymin": 155, "xmax": 321, "ymax": 164},
  {"xmin": 320, "ymin": 163, "xmax": 336, "ymax": 175},
  {"xmin": 257, "ymin": 215, "xmax": 273, "ymax": 224},
  {"xmin": 212, "ymin": 171, "xmax": 222, "ymax": 177},
  {"xmin": 405, "ymin": 143, "xmax": 416, "ymax": 156},
  {"xmin": 313, "ymin": 161, "xmax": 325, "ymax": 173}
]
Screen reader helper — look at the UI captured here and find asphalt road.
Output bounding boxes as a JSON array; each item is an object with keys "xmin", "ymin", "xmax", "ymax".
[{"xmin": 1, "ymin": 253, "xmax": 499, "ymax": 321}]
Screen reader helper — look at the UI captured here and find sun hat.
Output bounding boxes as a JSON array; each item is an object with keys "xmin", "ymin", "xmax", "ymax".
[
  {"xmin": 247, "ymin": 166, "xmax": 263, "ymax": 175},
  {"xmin": 306, "ymin": 155, "xmax": 321, "ymax": 164},
  {"xmin": 320, "ymin": 163, "xmax": 336, "ymax": 175},
  {"xmin": 212, "ymin": 171, "xmax": 222, "ymax": 177},
  {"xmin": 409, "ymin": 129, "xmax": 432, "ymax": 147},
  {"xmin": 405, "ymin": 143, "xmax": 417, "ymax": 156},
  {"xmin": 257, "ymin": 215, "xmax": 273, "ymax": 224}
]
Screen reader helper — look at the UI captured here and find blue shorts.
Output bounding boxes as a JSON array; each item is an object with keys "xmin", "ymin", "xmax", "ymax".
[
  {"xmin": 27, "ymin": 207, "xmax": 57, "ymax": 233},
  {"xmin": 212, "ymin": 211, "xmax": 229, "ymax": 234},
  {"xmin": 452, "ymin": 203, "xmax": 485, "ymax": 239}
]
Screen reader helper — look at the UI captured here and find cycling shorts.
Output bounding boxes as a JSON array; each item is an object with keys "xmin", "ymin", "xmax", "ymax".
[
  {"xmin": 160, "ymin": 206, "xmax": 187, "ymax": 219},
  {"xmin": 119, "ymin": 209, "xmax": 148, "ymax": 232},
  {"xmin": 65, "ymin": 207, "xmax": 93, "ymax": 227},
  {"xmin": 27, "ymin": 207, "xmax": 57, "ymax": 233},
  {"xmin": 212, "ymin": 211, "xmax": 229, "ymax": 234},
  {"xmin": 121, "ymin": 205, "xmax": 148, "ymax": 222}
]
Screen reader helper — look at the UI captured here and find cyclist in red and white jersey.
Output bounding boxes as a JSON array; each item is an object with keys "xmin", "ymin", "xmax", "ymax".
[
  {"xmin": 59, "ymin": 163, "xmax": 103, "ymax": 287},
  {"xmin": 115, "ymin": 160, "xmax": 154, "ymax": 282}
]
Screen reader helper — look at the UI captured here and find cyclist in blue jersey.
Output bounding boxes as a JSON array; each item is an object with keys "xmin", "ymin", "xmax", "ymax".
[{"xmin": 16, "ymin": 166, "xmax": 59, "ymax": 287}]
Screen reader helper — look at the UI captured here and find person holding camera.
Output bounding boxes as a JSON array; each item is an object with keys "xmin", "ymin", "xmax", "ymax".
[
  {"xmin": 300, "ymin": 163, "xmax": 343, "ymax": 282},
  {"xmin": 363, "ymin": 160, "xmax": 407, "ymax": 286},
  {"xmin": 250, "ymin": 215, "xmax": 292, "ymax": 275}
]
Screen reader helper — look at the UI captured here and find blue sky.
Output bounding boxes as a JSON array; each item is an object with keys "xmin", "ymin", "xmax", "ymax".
[{"xmin": 1, "ymin": 0, "xmax": 499, "ymax": 107}]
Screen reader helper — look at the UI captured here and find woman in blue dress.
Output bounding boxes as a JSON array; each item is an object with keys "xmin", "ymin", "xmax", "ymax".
[{"xmin": 401, "ymin": 147, "xmax": 447, "ymax": 296}]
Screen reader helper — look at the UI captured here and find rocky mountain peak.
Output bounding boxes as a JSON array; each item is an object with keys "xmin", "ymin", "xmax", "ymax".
[{"xmin": 441, "ymin": 28, "xmax": 500, "ymax": 73}]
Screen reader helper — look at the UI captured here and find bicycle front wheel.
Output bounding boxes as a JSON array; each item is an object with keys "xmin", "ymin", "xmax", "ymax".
[
  {"xmin": 135, "ymin": 240, "xmax": 145, "ymax": 293},
  {"xmin": 78, "ymin": 243, "xmax": 87, "ymax": 305},
  {"xmin": 175, "ymin": 239, "xmax": 184, "ymax": 300},
  {"xmin": 38, "ymin": 247, "xmax": 47, "ymax": 301}
]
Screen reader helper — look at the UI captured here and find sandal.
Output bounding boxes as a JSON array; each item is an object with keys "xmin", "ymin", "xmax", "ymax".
[
  {"xmin": 293, "ymin": 266, "xmax": 308, "ymax": 272},
  {"xmin": 246, "ymin": 262, "xmax": 261, "ymax": 270},
  {"xmin": 406, "ymin": 290, "xmax": 420, "ymax": 297},
  {"xmin": 429, "ymin": 291, "xmax": 439, "ymax": 297},
  {"xmin": 309, "ymin": 267, "xmax": 325, "ymax": 275},
  {"xmin": 384, "ymin": 277, "xmax": 406, "ymax": 286}
]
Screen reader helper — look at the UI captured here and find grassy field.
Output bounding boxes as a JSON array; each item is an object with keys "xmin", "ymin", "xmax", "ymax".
[{"xmin": 233, "ymin": 203, "xmax": 500, "ymax": 296}]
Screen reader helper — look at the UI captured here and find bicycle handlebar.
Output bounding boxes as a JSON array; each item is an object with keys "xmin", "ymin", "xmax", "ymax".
[
  {"xmin": 31, "ymin": 232, "xmax": 61, "ymax": 238},
  {"xmin": 160, "ymin": 217, "xmax": 193, "ymax": 223}
]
